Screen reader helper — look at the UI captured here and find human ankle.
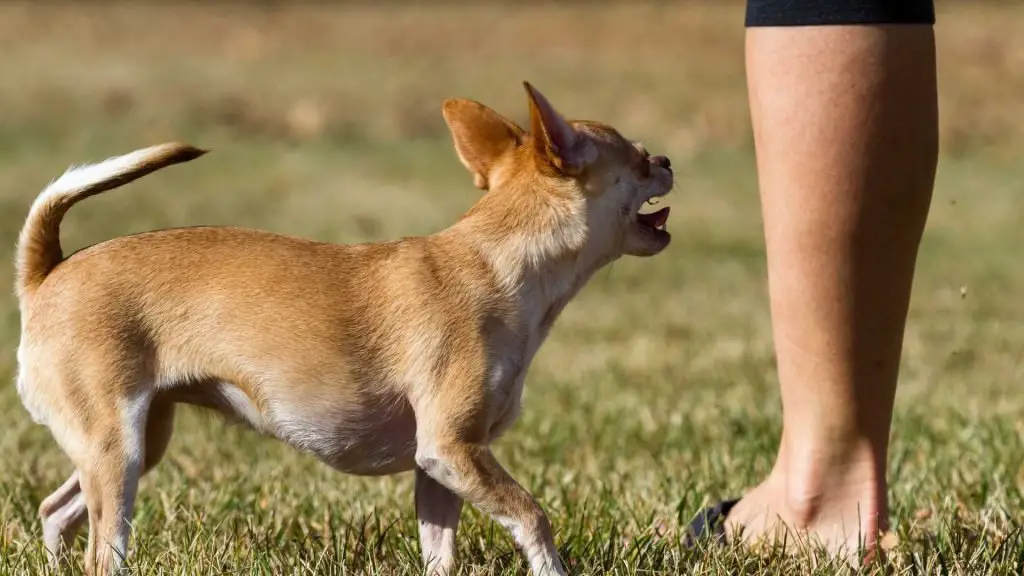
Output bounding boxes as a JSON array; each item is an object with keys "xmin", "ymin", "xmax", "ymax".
[{"xmin": 782, "ymin": 439, "xmax": 887, "ymax": 539}]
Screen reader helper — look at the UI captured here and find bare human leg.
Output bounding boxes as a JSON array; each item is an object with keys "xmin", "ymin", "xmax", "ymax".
[{"xmin": 726, "ymin": 21, "xmax": 938, "ymax": 561}]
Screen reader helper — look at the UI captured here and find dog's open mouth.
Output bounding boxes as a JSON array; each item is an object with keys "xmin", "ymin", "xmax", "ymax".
[
  {"xmin": 636, "ymin": 188, "xmax": 671, "ymax": 236},
  {"xmin": 637, "ymin": 206, "xmax": 670, "ymax": 233}
]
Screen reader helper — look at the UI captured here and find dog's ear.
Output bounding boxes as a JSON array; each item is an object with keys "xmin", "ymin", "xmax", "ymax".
[
  {"xmin": 523, "ymin": 82, "xmax": 595, "ymax": 176},
  {"xmin": 442, "ymin": 98, "xmax": 525, "ymax": 190}
]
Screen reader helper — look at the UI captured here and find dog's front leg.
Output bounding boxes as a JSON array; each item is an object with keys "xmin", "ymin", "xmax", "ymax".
[
  {"xmin": 416, "ymin": 467, "xmax": 464, "ymax": 575},
  {"xmin": 415, "ymin": 440, "xmax": 565, "ymax": 576}
]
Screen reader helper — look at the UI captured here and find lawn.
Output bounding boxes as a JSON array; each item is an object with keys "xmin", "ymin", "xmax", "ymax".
[{"xmin": 0, "ymin": 2, "xmax": 1022, "ymax": 574}]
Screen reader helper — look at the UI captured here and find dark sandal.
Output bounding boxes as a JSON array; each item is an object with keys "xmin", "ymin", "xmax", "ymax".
[{"xmin": 683, "ymin": 498, "xmax": 740, "ymax": 548}]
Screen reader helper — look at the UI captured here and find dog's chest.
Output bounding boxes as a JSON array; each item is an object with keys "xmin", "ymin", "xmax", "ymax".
[
  {"xmin": 483, "ymin": 323, "xmax": 548, "ymax": 441},
  {"xmin": 481, "ymin": 278, "xmax": 581, "ymax": 440},
  {"xmin": 485, "ymin": 354, "xmax": 527, "ymax": 440}
]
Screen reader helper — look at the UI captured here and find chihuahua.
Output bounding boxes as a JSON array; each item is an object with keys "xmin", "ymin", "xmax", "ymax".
[{"xmin": 15, "ymin": 82, "xmax": 673, "ymax": 576}]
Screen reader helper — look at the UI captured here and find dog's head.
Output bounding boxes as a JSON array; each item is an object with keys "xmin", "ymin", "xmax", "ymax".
[{"xmin": 442, "ymin": 82, "xmax": 673, "ymax": 260}]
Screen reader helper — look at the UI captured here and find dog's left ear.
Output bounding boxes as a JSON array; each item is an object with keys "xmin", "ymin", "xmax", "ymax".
[
  {"xmin": 442, "ymin": 98, "xmax": 525, "ymax": 190},
  {"xmin": 524, "ymin": 82, "xmax": 596, "ymax": 176}
]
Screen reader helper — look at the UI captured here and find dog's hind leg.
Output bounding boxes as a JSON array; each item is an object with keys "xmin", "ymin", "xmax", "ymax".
[
  {"xmin": 79, "ymin": 387, "xmax": 152, "ymax": 576},
  {"xmin": 40, "ymin": 470, "xmax": 87, "ymax": 565},
  {"xmin": 40, "ymin": 397, "xmax": 177, "ymax": 568}
]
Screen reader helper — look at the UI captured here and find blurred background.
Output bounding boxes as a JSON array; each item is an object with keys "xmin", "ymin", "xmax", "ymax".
[{"xmin": 0, "ymin": 2, "xmax": 1021, "ymax": 573}]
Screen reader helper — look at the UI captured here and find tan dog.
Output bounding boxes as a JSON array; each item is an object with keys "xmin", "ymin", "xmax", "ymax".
[{"xmin": 15, "ymin": 82, "xmax": 673, "ymax": 576}]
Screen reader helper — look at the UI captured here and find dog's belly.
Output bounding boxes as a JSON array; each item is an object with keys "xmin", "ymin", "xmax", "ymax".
[
  {"xmin": 174, "ymin": 382, "xmax": 418, "ymax": 476},
  {"xmin": 271, "ymin": 402, "xmax": 419, "ymax": 476}
]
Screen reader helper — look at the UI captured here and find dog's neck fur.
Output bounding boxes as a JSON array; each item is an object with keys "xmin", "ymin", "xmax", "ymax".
[{"xmin": 444, "ymin": 169, "xmax": 617, "ymax": 338}]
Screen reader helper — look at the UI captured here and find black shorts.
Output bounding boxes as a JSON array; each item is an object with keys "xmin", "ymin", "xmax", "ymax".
[{"xmin": 746, "ymin": 0, "xmax": 935, "ymax": 27}]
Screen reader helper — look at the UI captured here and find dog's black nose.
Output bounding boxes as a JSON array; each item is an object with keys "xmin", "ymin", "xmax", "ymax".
[{"xmin": 651, "ymin": 155, "xmax": 671, "ymax": 170}]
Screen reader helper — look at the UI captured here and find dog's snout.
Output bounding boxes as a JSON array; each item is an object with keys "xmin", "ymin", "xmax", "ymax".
[{"xmin": 651, "ymin": 155, "xmax": 671, "ymax": 170}]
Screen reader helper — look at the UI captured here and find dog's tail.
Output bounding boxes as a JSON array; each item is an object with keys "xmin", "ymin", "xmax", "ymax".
[{"xmin": 15, "ymin": 142, "xmax": 208, "ymax": 299}]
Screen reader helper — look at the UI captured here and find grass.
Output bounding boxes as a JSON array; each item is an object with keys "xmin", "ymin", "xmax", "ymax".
[{"xmin": 0, "ymin": 1, "xmax": 1023, "ymax": 574}]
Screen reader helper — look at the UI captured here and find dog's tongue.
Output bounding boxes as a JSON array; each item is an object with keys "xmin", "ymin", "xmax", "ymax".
[{"xmin": 638, "ymin": 206, "xmax": 670, "ymax": 228}]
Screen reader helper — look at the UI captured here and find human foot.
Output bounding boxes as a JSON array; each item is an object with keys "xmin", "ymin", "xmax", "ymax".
[{"xmin": 722, "ymin": 451, "xmax": 887, "ymax": 564}]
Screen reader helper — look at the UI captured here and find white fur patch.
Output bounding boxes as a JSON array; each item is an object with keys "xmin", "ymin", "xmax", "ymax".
[
  {"xmin": 495, "ymin": 515, "xmax": 527, "ymax": 547},
  {"xmin": 14, "ymin": 343, "xmax": 48, "ymax": 425},
  {"xmin": 120, "ymin": 388, "xmax": 153, "ymax": 470},
  {"xmin": 42, "ymin": 492, "xmax": 86, "ymax": 558},
  {"xmin": 494, "ymin": 515, "xmax": 565, "ymax": 576},
  {"xmin": 215, "ymin": 381, "xmax": 267, "ymax": 431},
  {"xmin": 109, "ymin": 388, "xmax": 153, "ymax": 570},
  {"xmin": 34, "ymin": 144, "xmax": 177, "ymax": 209},
  {"xmin": 16, "ymin": 347, "xmax": 86, "ymax": 462}
]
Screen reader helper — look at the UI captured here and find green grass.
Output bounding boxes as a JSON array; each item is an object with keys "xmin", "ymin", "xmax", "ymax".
[{"xmin": 1, "ymin": 2, "xmax": 1023, "ymax": 574}]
